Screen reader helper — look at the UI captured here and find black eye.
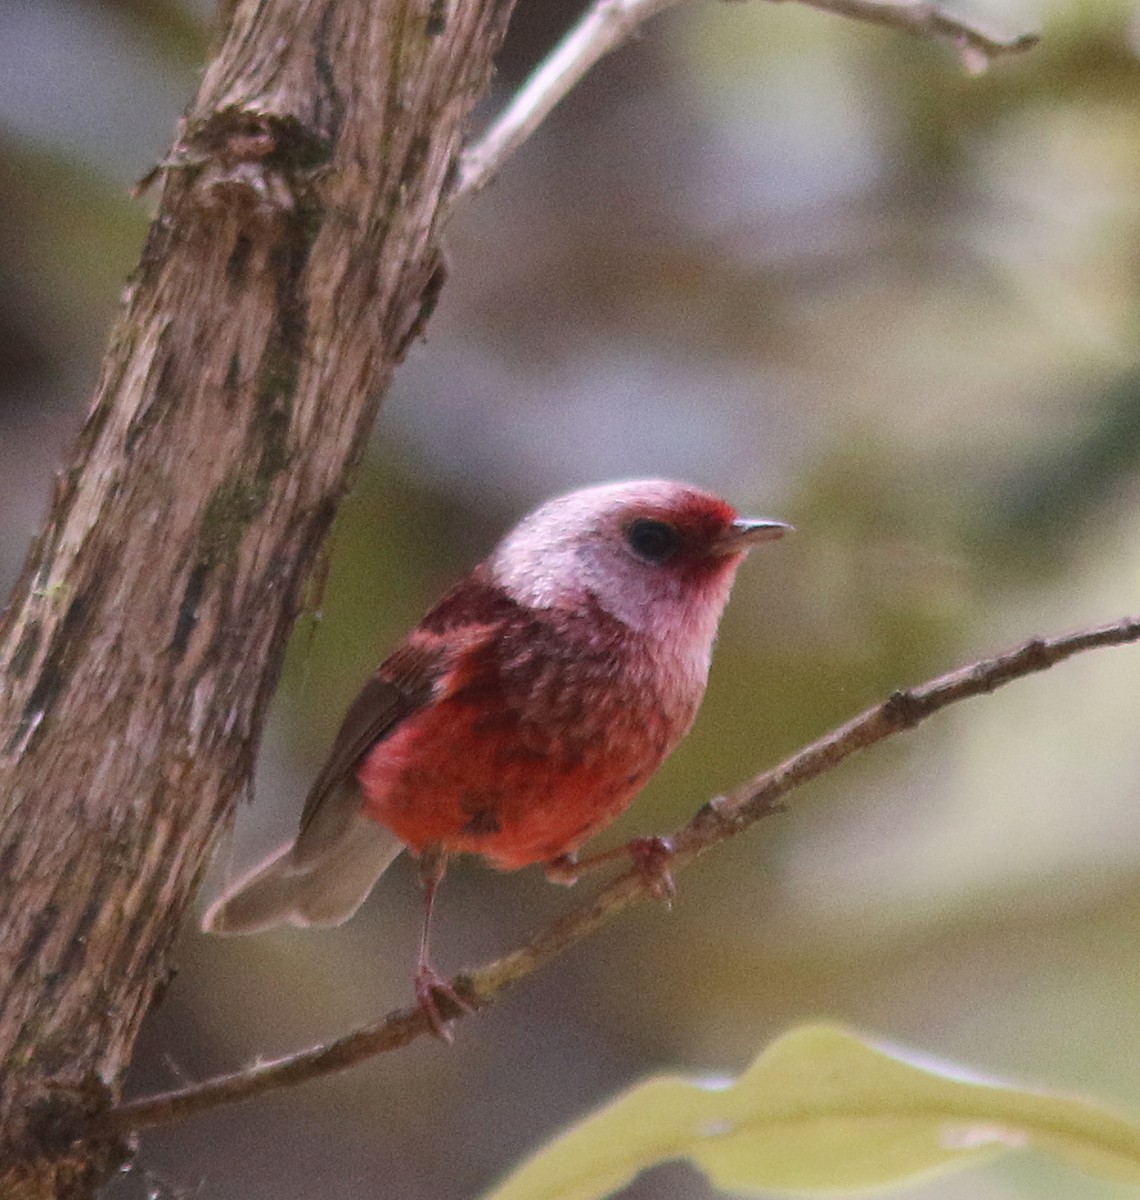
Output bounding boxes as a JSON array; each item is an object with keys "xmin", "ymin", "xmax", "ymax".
[{"xmin": 626, "ymin": 518, "xmax": 681, "ymax": 563}]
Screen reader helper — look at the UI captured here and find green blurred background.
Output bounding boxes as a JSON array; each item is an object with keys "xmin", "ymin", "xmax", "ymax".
[{"xmin": 3, "ymin": 0, "xmax": 1140, "ymax": 1197}]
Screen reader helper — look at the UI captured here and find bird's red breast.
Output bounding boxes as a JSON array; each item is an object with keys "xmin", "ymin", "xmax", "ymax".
[{"xmin": 356, "ymin": 576, "xmax": 700, "ymax": 868}]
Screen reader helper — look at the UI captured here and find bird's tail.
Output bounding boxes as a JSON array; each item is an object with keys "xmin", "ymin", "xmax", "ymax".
[{"xmin": 201, "ymin": 813, "xmax": 404, "ymax": 934}]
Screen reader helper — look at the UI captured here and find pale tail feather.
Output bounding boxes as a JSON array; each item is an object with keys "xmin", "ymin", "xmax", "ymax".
[{"xmin": 201, "ymin": 814, "xmax": 404, "ymax": 934}]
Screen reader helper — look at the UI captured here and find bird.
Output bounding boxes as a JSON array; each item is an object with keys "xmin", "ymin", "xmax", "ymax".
[{"xmin": 202, "ymin": 479, "xmax": 789, "ymax": 1032}]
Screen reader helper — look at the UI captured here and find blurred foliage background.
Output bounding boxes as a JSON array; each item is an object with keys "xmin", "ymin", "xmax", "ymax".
[{"xmin": 3, "ymin": 0, "xmax": 1140, "ymax": 1197}]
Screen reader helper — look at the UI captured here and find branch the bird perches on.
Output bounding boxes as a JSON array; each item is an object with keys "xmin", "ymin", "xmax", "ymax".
[{"xmin": 104, "ymin": 616, "xmax": 1140, "ymax": 1135}]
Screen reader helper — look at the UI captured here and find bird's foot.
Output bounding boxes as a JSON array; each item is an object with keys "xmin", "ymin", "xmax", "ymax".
[
  {"xmin": 414, "ymin": 962, "xmax": 472, "ymax": 1042},
  {"xmin": 543, "ymin": 836, "xmax": 676, "ymax": 900},
  {"xmin": 625, "ymin": 835, "xmax": 676, "ymax": 901},
  {"xmin": 543, "ymin": 853, "xmax": 581, "ymax": 886}
]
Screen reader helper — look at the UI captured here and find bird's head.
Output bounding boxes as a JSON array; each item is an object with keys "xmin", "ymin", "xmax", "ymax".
[{"xmin": 489, "ymin": 480, "xmax": 789, "ymax": 646}]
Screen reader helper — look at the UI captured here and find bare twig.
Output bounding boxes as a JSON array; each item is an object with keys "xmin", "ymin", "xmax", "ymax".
[
  {"xmin": 455, "ymin": 0, "xmax": 681, "ymax": 203},
  {"xmin": 779, "ymin": 0, "xmax": 1039, "ymax": 74},
  {"xmin": 102, "ymin": 616, "xmax": 1140, "ymax": 1135},
  {"xmin": 454, "ymin": 0, "xmax": 1038, "ymax": 202}
]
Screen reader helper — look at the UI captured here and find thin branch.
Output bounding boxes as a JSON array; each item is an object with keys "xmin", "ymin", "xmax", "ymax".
[
  {"xmin": 453, "ymin": 0, "xmax": 1038, "ymax": 203},
  {"xmin": 455, "ymin": 0, "xmax": 681, "ymax": 204},
  {"xmin": 778, "ymin": 0, "xmax": 1039, "ymax": 74},
  {"xmin": 101, "ymin": 615, "xmax": 1140, "ymax": 1135}
]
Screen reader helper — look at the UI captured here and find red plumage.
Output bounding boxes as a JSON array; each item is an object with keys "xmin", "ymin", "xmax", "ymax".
[{"xmin": 359, "ymin": 575, "xmax": 689, "ymax": 868}]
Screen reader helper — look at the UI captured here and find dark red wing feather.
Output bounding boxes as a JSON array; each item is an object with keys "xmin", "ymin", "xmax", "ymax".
[
  {"xmin": 298, "ymin": 640, "xmax": 449, "ymax": 837},
  {"xmin": 297, "ymin": 565, "xmax": 529, "ymax": 842}
]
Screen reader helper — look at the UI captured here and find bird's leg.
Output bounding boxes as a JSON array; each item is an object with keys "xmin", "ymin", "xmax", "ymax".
[
  {"xmin": 544, "ymin": 835, "xmax": 676, "ymax": 901},
  {"xmin": 414, "ymin": 844, "xmax": 471, "ymax": 1040}
]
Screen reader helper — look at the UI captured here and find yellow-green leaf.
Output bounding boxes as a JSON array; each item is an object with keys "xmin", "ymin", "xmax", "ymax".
[{"xmin": 482, "ymin": 1023, "xmax": 1140, "ymax": 1200}]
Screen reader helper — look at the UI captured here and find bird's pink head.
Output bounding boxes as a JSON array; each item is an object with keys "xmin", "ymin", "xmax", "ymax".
[{"xmin": 489, "ymin": 480, "xmax": 789, "ymax": 659}]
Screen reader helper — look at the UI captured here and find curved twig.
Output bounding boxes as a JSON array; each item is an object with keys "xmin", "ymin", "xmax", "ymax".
[
  {"xmin": 101, "ymin": 615, "xmax": 1140, "ymax": 1135},
  {"xmin": 453, "ymin": 0, "xmax": 1039, "ymax": 204}
]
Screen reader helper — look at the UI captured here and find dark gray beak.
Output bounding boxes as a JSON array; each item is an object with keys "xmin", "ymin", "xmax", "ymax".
[{"xmin": 713, "ymin": 517, "xmax": 793, "ymax": 556}]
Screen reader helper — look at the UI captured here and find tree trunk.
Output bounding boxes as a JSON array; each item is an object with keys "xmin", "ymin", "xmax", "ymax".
[{"xmin": 0, "ymin": 1, "xmax": 514, "ymax": 1194}]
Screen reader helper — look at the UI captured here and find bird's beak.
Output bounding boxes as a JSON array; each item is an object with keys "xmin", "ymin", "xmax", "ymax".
[{"xmin": 713, "ymin": 517, "xmax": 793, "ymax": 556}]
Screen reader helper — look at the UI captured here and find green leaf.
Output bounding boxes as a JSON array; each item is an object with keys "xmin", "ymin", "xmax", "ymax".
[{"xmin": 482, "ymin": 1024, "xmax": 1140, "ymax": 1200}]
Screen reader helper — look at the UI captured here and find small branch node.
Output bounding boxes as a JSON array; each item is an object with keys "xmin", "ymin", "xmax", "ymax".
[
  {"xmin": 1018, "ymin": 637, "xmax": 1051, "ymax": 671},
  {"xmin": 692, "ymin": 794, "xmax": 738, "ymax": 834},
  {"xmin": 882, "ymin": 688, "xmax": 925, "ymax": 728}
]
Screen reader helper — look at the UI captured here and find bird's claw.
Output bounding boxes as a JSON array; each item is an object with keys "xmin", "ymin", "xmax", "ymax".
[
  {"xmin": 543, "ymin": 837, "xmax": 677, "ymax": 900},
  {"xmin": 625, "ymin": 835, "xmax": 676, "ymax": 901},
  {"xmin": 414, "ymin": 963, "xmax": 472, "ymax": 1041},
  {"xmin": 543, "ymin": 853, "xmax": 580, "ymax": 886}
]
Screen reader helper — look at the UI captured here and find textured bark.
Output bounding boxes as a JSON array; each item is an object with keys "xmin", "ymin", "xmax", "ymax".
[{"xmin": 0, "ymin": 1, "xmax": 514, "ymax": 1194}]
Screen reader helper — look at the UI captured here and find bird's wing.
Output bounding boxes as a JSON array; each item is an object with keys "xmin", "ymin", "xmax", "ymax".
[
  {"xmin": 294, "ymin": 639, "xmax": 450, "ymax": 863},
  {"xmin": 294, "ymin": 565, "xmax": 525, "ymax": 865}
]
